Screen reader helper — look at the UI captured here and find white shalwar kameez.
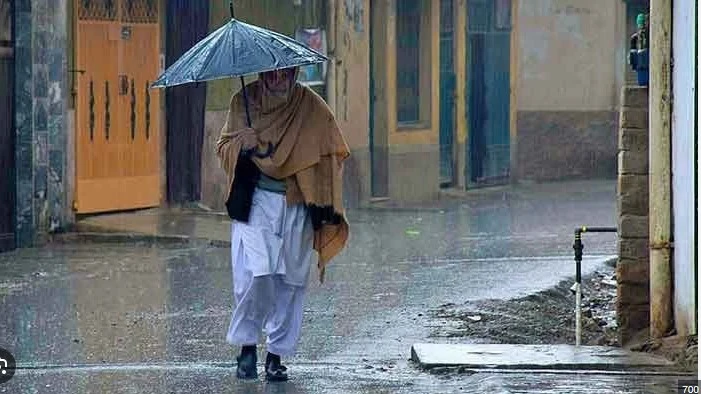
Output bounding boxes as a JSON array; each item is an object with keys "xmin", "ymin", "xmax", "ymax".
[{"xmin": 226, "ymin": 187, "xmax": 315, "ymax": 357}]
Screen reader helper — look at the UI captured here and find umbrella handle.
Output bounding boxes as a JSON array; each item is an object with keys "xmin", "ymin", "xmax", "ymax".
[{"xmin": 229, "ymin": 1, "xmax": 235, "ymax": 19}]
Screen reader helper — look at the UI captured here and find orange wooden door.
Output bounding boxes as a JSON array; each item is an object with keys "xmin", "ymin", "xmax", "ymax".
[{"xmin": 75, "ymin": 0, "xmax": 161, "ymax": 214}]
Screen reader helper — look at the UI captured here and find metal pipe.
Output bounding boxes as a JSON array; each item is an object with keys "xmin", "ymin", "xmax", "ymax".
[
  {"xmin": 649, "ymin": 0, "xmax": 674, "ymax": 338},
  {"xmin": 576, "ymin": 283, "xmax": 582, "ymax": 346},
  {"xmin": 240, "ymin": 76, "xmax": 251, "ymax": 126},
  {"xmin": 573, "ymin": 230, "xmax": 583, "ymax": 346},
  {"xmin": 578, "ymin": 227, "xmax": 618, "ymax": 233},
  {"xmin": 573, "ymin": 227, "xmax": 617, "ymax": 346}
]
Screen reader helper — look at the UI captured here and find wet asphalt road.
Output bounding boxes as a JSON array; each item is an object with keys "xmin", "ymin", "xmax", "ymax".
[{"xmin": 0, "ymin": 181, "xmax": 689, "ymax": 392}]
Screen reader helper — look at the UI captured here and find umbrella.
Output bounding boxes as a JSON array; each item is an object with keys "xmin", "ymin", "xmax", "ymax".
[{"xmin": 151, "ymin": 2, "xmax": 329, "ymax": 156}]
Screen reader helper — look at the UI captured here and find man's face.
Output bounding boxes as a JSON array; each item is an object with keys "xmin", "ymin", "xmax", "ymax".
[{"xmin": 260, "ymin": 68, "xmax": 296, "ymax": 95}]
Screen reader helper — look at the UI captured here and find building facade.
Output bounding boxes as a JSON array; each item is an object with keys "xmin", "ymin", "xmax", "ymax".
[
  {"xmin": 201, "ymin": 0, "xmax": 519, "ymax": 208},
  {"xmin": 515, "ymin": 0, "xmax": 627, "ymax": 182},
  {"xmin": 1, "ymin": 0, "xmax": 170, "ymax": 249},
  {"xmin": 1, "ymin": 0, "xmax": 644, "ymax": 249}
]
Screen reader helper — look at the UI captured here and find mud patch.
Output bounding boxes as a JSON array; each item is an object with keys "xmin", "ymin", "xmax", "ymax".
[
  {"xmin": 631, "ymin": 334, "xmax": 698, "ymax": 372},
  {"xmin": 427, "ymin": 264, "xmax": 619, "ymax": 346}
]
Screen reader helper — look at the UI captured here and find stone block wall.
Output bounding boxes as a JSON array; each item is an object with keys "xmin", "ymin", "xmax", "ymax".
[
  {"xmin": 13, "ymin": 0, "xmax": 69, "ymax": 246},
  {"xmin": 616, "ymin": 86, "xmax": 650, "ymax": 343}
]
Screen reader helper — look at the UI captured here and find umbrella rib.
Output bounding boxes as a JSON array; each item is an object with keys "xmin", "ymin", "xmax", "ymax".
[{"xmin": 200, "ymin": 22, "xmax": 237, "ymax": 79}]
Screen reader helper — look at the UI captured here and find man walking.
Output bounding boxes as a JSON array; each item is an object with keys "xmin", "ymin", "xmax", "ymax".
[{"xmin": 217, "ymin": 67, "xmax": 349, "ymax": 381}]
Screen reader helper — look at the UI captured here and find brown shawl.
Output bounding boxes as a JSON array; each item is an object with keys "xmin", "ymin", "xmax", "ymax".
[{"xmin": 217, "ymin": 80, "xmax": 350, "ymax": 283}]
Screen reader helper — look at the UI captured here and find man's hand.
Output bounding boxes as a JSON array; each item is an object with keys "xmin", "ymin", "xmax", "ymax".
[{"xmin": 238, "ymin": 127, "xmax": 259, "ymax": 151}]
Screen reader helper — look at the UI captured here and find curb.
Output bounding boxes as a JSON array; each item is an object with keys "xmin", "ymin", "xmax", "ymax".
[
  {"xmin": 410, "ymin": 343, "xmax": 679, "ymax": 373},
  {"xmin": 50, "ymin": 231, "xmax": 231, "ymax": 248}
]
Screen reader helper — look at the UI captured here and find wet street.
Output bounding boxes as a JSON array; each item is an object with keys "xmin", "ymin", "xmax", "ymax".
[{"xmin": 0, "ymin": 181, "xmax": 689, "ymax": 392}]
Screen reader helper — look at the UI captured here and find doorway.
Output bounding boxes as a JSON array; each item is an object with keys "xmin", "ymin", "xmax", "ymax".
[
  {"xmin": 74, "ymin": 0, "xmax": 162, "ymax": 213},
  {"xmin": 467, "ymin": 0, "xmax": 512, "ymax": 186},
  {"xmin": 439, "ymin": 0, "xmax": 456, "ymax": 187},
  {"xmin": 369, "ymin": 0, "xmax": 389, "ymax": 198}
]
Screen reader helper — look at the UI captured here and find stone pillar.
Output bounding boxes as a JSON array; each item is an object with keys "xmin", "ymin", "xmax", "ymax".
[
  {"xmin": 14, "ymin": 0, "xmax": 68, "ymax": 246},
  {"xmin": 616, "ymin": 86, "xmax": 650, "ymax": 343}
]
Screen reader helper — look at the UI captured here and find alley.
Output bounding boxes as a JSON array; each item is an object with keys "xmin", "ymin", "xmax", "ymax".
[{"xmin": 0, "ymin": 181, "xmax": 687, "ymax": 392}]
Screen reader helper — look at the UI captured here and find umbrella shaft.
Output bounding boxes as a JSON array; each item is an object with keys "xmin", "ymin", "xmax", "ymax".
[{"xmin": 240, "ymin": 76, "xmax": 252, "ymax": 127}]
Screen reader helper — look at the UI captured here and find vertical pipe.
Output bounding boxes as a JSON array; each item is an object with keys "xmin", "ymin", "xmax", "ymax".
[
  {"xmin": 240, "ymin": 76, "xmax": 251, "ymax": 127},
  {"xmin": 573, "ymin": 229, "xmax": 583, "ymax": 346},
  {"xmin": 576, "ymin": 283, "xmax": 582, "ymax": 346},
  {"xmin": 649, "ymin": 0, "xmax": 674, "ymax": 338}
]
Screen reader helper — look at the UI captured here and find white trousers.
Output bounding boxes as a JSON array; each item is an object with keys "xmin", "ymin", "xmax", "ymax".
[{"xmin": 226, "ymin": 188, "xmax": 314, "ymax": 357}]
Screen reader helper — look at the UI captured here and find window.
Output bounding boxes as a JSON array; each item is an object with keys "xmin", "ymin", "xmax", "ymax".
[
  {"xmin": 396, "ymin": 0, "xmax": 423, "ymax": 125},
  {"xmin": 0, "ymin": 0, "xmax": 11, "ymax": 56}
]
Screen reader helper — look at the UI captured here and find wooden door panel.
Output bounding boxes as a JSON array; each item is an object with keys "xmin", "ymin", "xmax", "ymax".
[
  {"xmin": 76, "ymin": 23, "xmax": 120, "ymax": 180},
  {"xmin": 75, "ymin": 0, "xmax": 161, "ymax": 213},
  {"xmin": 122, "ymin": 24, "xmax": 160, "ymax": 177}
]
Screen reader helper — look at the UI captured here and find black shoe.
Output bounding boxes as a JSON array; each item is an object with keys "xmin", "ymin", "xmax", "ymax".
[
  {"xmin": 236, "ymin": 345, "xmax": 258, "ymax": 379},
  {"xmin": 265, "ymin": 352, "xmax": 288, "ymax": 382}
]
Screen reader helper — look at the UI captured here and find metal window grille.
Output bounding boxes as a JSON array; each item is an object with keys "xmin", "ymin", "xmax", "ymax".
[
  {"xmin": 79, "ymin": 0, "xmax": 117, "ymax": 21},
  {"xmin": 121, "ymin": 0, "xmax": 158, "ymax": 24},
  {"xmin": 0, "ymin": 0, "xmax": 10, "ymax": 49}
]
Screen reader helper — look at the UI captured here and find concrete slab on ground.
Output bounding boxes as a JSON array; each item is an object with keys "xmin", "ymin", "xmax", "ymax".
[{"xmin": 410, "ymin": 344, "xmax": 676, "ymax": 372}]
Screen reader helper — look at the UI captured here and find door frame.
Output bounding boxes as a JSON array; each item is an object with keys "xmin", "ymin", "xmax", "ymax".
[
  {"xmin": 369, "ymin": 0, "xmax": 389, "ymax": 198},
  {"xmin": 439, "ymin": 0, "xmax": 457, "ymax": 188},
  {"xmin": 73, "ymin": 0, "xmax": 164, "ymax": 214},
  {"xmin": 465, "ymin": 0, "xmax": 513, "ymax": 189},
  {"xmin": 0, "ymin": 0, "xmax": 15, "ymax": 252}
]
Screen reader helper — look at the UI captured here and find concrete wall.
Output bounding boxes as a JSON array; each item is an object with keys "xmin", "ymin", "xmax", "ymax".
[
  {"xmin": 13, "ymin": 0, "xmax": 69, "ymax": 245},
  {"xmin": 515, "ymin": 0, "xmax": 623, "ymax": 182},
  {"xmin": 671, "ymin": 0, "xmax": 697, "ymax": 337},
  {"xmin": 332, "ymin": 0, "xmax": 371, "ymax": 207},
  {"xmin": 616, "ymin": 86, "xmax": 649, "ymax": 344}
]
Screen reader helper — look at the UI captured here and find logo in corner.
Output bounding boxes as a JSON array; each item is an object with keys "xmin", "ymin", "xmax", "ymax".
[{"xmin": 0, "ymin": 347, "xmax": 16, "ymax": 384}]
